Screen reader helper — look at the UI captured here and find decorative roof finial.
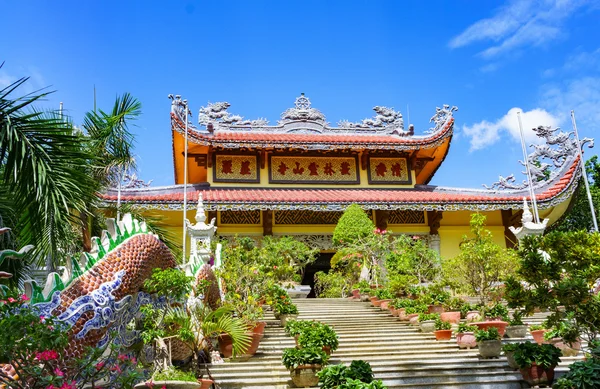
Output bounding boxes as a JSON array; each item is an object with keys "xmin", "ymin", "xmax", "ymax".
[
  {"xmin": 522, "ymin": 197, "xmax": 533, "ymax": 224},
  {"xmin": 295, "ymin": 93, "xmax": 311, "ymax": 110},
  {"xmin": 195, "ymin": 194, "xmax": 206, "ymax": 224}
]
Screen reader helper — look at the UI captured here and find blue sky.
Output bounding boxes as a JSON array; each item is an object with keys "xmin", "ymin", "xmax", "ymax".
[{"xmin": 2, "ymin": 0, "xmax": 599, "ymax": 189}]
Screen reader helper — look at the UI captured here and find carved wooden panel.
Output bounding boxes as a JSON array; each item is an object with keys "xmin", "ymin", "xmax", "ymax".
[
  {"xmin": 368, "ymin": 157, "xmax": 411, "ymax": 184},
  {"xmin": 213, "ymin": 153, "xmax": 259, "ymax": 183},
  {"xmin": 220, "ymin": 210, "xmax": 261, "ymax": 225},
  {"xmin": 274, "ymin": 211, "xmax": 344, "ymax": 225},
  {"xmin": 269, "ymin": 155, "xmax": 359, "ymax": 184},
  {"xmin": 388, "ymin": 210, "xmax": 425, "ymax": 224}
]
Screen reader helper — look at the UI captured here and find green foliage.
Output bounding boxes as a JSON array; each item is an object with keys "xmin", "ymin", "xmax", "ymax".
[
  {"xmin": 259, "ymin": 235, "xmax": 318, "ymax": 283},
  {"xmin": 338, "ymin": 379, "xmax": 387, "ymax": 389},
  {"xmin": 373, "ymin": 288, "xmax": 393, "ymax": 299},
  {"xmin": 353, "ymin": 280, "xmax": 371, "ymax": 294},
  {"xmin": 297, "ymin": 323, "xmax": 339, "ymax": 351},
  {"xmin": 444, "ymin": 297, "xmax": 467, "ymax": 312},
  {"xmin": 530, "ymin": 324, "xmax": 545, "ymax": 331},
  {"xmin": 513, "ymin": 341, "xmax": 562, "ymax": 369},
  {"xmin": 143, "ymin": 268, "xmax": 194, "ymax": 301},
  {"xmin": 318, "ymin": 360, "xmax": 375, "ymax": 389},
  {"xmin": 543, "ymin": 320, "xmax": 579, "ymax": 343},
  {"xmin": 435, "ymin": 318, "xmax": 452, "ymax": 330},
  {"xmin": 333, "ymin": 204, "xmax": 374, "ymax": 247},
  {"xmin": 390, "ymin": 298, "xmax": 418, "ymax": 309},
  {"xmin": 443, "ymin": 213, "xmax": 520, "ymax": 305},
  {"xmin": 281, "ymin": 347, "xmax": 329, "ymax": 370},
  {"xmin": 509, "ymin": 310, "xmax": 525, "ymax": 326},
  {"xmin": 502, "ymin": 343, "xmax": 519, "ymax": 353},
  {"xmin": 504, "ymin": 231, "xmax": 600, "ymax": 345},
  {"xmin": 153, "ymin": 367, "xmax": 198, "ymax": 382},
  {"xmin": 387, "ymin": 235, "xmax": 441, "ymax": 284},
  {"xmin": 475, "ymin": 327, "xmax": 501, "ymax": 341},
  {"xmin": 284, "ymin": 320, "xmax": 321, "ymax": 337},
  {"xmin": 404, "ymin": 304, "xmax": 428, "ymax": 315},
  {"xmin": 418, "ymin": 313, "xmax": 439, "ymax": 322},
  {"xmin": 388, "ymin": 274, "xmax": 419, "ymax": 297},
  {"xmin": 314, "ymin": 270, "xmax": 348, "ymax": 298},
  {"xmin": 554, "ymin": 359, "xmax": 600, "ymax": 389},
  {"xmin": 274, "ymin": 301, "xmax": 298, "ymax": 315},
  {"xmin": 456, "ymin": 323, "xmax": 478, "ymax": 333},
  {"xmin": 485, "ymin": 303, "xmax": 509, "ymax": 320}
]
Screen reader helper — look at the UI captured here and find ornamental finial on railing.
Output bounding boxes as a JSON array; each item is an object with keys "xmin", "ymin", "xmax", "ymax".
[{"xmin": 484, "ymin": 125, "xmax": 594, "ymax": 191}]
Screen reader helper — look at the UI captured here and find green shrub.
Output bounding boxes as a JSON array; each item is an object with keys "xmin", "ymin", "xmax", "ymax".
[
  {"xmin": 338, "ymin": 379, "xmax": 387, "ymax": 389},
  {"xmin": 333, "ymin": 204, "xmax": 374, "ymax": 247},
  {"xmin": 554, "ymin": 359, "xmax": 600, "ymax": 389},
  {"xmin": 314, "ymin": 271, "xmax": 348, "ymax": 298},
  {"xmin": 475, "ymin": 327, "xmax": 501, "ymax": 342},
  {"xmin": 543, "ymin": 320, "xmax": 579, "ymax": 343},
  {"xmin": 274, "ymin": 301, "xmax": 298, "ymax": 315},
  {"xmin": 418, "ymin": 313, "xmax": 439, "ymax": 322},
  {"xmin": 456, "ymin": 323, "xmax": 478, "ymax": 333},
  {"xmin": 281, "ymin": 347, "xmax": 329, "ymax": 370},
  {"xmin": 318, "ymin": 360, "xmax": 375, "ymax": 389},
  {"xmin": 508, "ymin": 310, "xmax": 525, "ymax": 326},
  {"xmin": 373, "ymin": 289, "xmax": 393, "ymax": 300},
  {"xmin": 485, "ymin": 303, "xmax": 509, "ymax": 320},
  {"xmin": 153, "ymin": 367, "xmax": 197, "ymax": 382},
  {"xmin": 502, "ymin": 343, "xmax": 519, "ymax": 353},
  {"xmin": 298, "ymin": 323, "xmax": 339, "ymax": 351},
  {"xmin": 435, "ymin": 318, "xmax": 452, "ymax": 331},
  {"xmin": 284, "ymin": 320, "xmax": 320, "ymax": 337},
  {"xmin": 513, "ymin": 341, "xmax": 562, "ymax": 369}
]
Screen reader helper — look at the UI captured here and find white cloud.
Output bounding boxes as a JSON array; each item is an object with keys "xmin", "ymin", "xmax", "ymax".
[
  {"xmin": 541, "ymin": 76, "xmax": 600, "ymax": 132},
  {"xmin": 449, "ymin": 0, "xmax": 590, "ymax": 59},
  {"xmin": 462, "ymin": 107, "xmax": 560, "ymax": 151}
]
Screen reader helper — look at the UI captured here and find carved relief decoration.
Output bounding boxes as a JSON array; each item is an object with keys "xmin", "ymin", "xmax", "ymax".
[
  {"xmin": 220, "ymin": 210, "xmax": 261, "ymax": 225},
  {"xmin": 213, "ymin": 154, "xmax": 259, "ymax": 183},
  {"xmin": 269, "ymin": 155, "xmax": 359, "ymax": 184},
  {"xmin": 388, "ymin": 210, "xmax": 425, "ymax": 224},
  {"xmin": 368, "ymin": 157, "xmax": 411, "ymax": 184},
  {"xmin": 274, "ymin": 211, "xmax": 344, "ymax": 225}
]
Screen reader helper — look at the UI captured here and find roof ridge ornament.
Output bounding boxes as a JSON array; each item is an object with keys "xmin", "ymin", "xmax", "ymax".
[
  {"xmin": 484, "ymin": 125, "xmax": 594, "ymax": 191},
  {"xmin": 426, "ymin": 105, "xmax": 458, "ymax": 134},
  {"xmin": 198, "ymin": 102, "xmax": 269, "ymax": 127},
  {"xmin": 338, "ymin": 106, "xmax": 405, "ymax": 130},
  {"xmin": 278, "ymin": 93, "xmax": 326, "ymax": 124}
]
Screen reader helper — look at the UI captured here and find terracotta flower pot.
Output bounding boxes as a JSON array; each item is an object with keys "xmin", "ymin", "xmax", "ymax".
[
  {"xmin": 427, "ymin": 304, "xmax": 444, "ymax": 314},
  {"xmin": 478, "ymin": 339, "xmax": 502, "ymax": 358},
  {"xmin": 369, "ymin": 296, "xmax": 379, "ymax": 306},
  {"xmin": 519, "ymin": 363, "xmax": 556, "ymax": 386},
  {"xmin": 472, "ymin": 321, "xmax": 509, "ymax": 337},
  {"xmin": 241, "ymin": 332, "xmax": 264, "ymax": 356},
  {"xmin": 390, "ymin": 307, "xmax": 399, "ymax": 316},
  {"xmin": 456, "ymin": 332, "xmax": 477, "ymax": 349},
  {"xmin": 322, "ymin": 346, "xmax": 331, "ymax": 355},
  {"xmin": 466, "ymin": 311, "xmax": 481, "ymax": 323},
  {"xmin": 408, "ymin": 313, "xmax": 420, "ymax": 326},
  {"xmin": 252, "ymin": 321, "xmax": 267, "ymax": 335},
  {"xmin": 547, "ymin": 338, "xmax": 581, "ymax": 357},
  {"xmin": 440, "ymin": 311, "xmax": 460, "ymax": 324},
  {"xmin": 290, "ymin": 364, "xmax": 322, "ymax": 388},
  {"xmin": 218, "ymin": 333, "xmax": 234, "ymax": 358},
  {"xmin": 373, "ymin": 298, "xmax": 391, "ymax": 308},
  {"xmin": 434, "ymin": 329, "xmax": 453, "ymax": 341},
  {"xmin": 380, "ymin": 300, "xmax": 392, "ymax": 310},
  {"xmin": 198, "ymin": 379, "xmax": 213, "ymax": 389},
  {"xmin": 398, "ymin": 308, "xmax": 408, "ymax": 321},
  {"xmin": 530, "ymin": 329, "xmax": 547, "ymax": 345},
  {"xmin": 351, "ymin": 289, "xmax": 360, "ymax": 299}
]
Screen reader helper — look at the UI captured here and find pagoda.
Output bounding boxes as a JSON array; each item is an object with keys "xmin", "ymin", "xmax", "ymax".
[{"xmin": 101, "ymin": 93, "xmax": 589, "ymax": 265}]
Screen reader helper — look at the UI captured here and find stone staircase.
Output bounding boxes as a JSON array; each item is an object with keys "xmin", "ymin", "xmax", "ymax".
[{"xmin": 209, "ymin": 298, "xmax": 583, "ymax": 389}]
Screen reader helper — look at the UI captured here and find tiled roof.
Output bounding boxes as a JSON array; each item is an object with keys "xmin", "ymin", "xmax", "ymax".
[
  {"xmin": 171, "ymin": 113, "xmax": 454, "ymax": 150},
  {"xmin": 101, "ymin": 156, "xmax": 580, "ymax": 212}
]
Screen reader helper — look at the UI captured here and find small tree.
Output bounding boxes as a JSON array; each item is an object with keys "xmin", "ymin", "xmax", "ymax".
[
  {"xmin": 443, "ymin": 213, "xmax": 519, "ymax": 306},
  {"xmin": 388, "ymin": 235, "xmax": 441, "ymax": 284},
  {"xmin": 333, "ymin": 204, "xmax": 374, "ymax": 247}
]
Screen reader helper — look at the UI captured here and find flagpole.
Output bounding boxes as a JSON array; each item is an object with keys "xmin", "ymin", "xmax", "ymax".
[
  {"xmin": 517, "ymin": 111, "xmax": 540, "ymax": 223},
  {"xmin": 182, "ymin": 100, "xmax": 190, "ymax": 262},
  {"xmin": 570, "ymin": 110, "xmax": 598, "ymax": 232}
]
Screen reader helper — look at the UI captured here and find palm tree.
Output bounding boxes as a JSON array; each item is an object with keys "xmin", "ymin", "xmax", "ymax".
[{"xmin": 0, "ymin": 70, "xmax": 98, "ymax": 278}]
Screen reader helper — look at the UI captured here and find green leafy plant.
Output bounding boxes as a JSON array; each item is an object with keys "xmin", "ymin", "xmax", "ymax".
[
  {"xmin": 353, "ymin": 281, "xmax": 371, "ymax": 294},
  {"xmin": 297, "ymin": 323, "xmax": 339, "ymax": 351},
  {"xmin": 404, "ymin": 304, "xmax": 428, "ymax": 315},
  {"xmin": 444, "ymin": 297, "xmax": 467, "ymax": 312},
  {"xmin": 456, "ymin": 323, "xmax": 478, "ymax": 333},
  {"xmin": 435, "ymin": 318, "xmax": 452, "ymax": 331},
  {"xmin": 554, "ymin": 358, "xmax": 600, "ymax": 389},
  {"xmin": 281, "ymin": 347, "xmax": 329, "ymax": 370},
  {"xmin": 475, "ymin": 327, "xmax": 501, "ymax": 342},
  {"xmin": 315, "ymin": 270, "xmax": 349, "ymax": 298},
  {"xmin": 274, "ymin": 301, "xmax": 298, "ymax": 315},
  {"xmin": 502, "ymin": 343, "xmax": 519, "ymax": 353},
  {"xmin": 543, "ymin": 320, "xmax": 579, "ymax": 344},
  {"xmin": 485, "ymin": 303, "xmax": 509, "ymax": 320},
  {"xmin": 333, "ymin": 204, "xmax": 375, "ymax": 247},
  {"xmin": 152, "ymin": 366, "xmax": 197, "ymax": 382},
  {"xmin": 373, "ymin": 289, "xmax": 393, "ymax": 300},
  {"xmin": 143, "ymin": 268, "xmax": 194, "ymax": 301},
  {"xmin": 513, "ymin": 341, "xmax": 562, "ymax": 369},
  {"xmin": 508, "ymin": 310, "xmax": 525, "ymax": 326},
  {"xmin": 418, "ymin": 313, "xmax": 439, "ymax": 322},
  {"xmin": 530, "ymin": 324, "xmax": 545, "ymax": 331},
  {"xmin": 318, "ymin": 360, "xmax": 375, "ymax": 389},
  {"xmin": 284, "ymin": 320, "xmax": 320, "ymax": 337},
  {"xmin": 338, "ymin": 379, "xmax": 387, "ymax": 389}
]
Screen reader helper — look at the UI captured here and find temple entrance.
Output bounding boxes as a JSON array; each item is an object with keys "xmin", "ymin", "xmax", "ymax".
[{"xmin": 302, "ymin": 252, "xmax": 334, "ymax": 298}]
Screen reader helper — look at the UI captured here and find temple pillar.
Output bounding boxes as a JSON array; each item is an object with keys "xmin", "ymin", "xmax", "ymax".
[
  {"xmin": 262, "ymin": 210, "xmax": 273, "ymax": 236},
  {"xmin": 375, "ymin": 210, "xmax": 390, "ymax": 231},
  {"xmin": 427, "ymin": 210, "xmax": 443, "ymax": 254}
]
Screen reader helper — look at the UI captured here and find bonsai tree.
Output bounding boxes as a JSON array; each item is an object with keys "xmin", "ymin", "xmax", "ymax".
[
  {"xmin": 333, "ymin": 204, "xmax": 374, "ymax": 247},
  {"xmin": 443, "ymin": 213, "xmax": 519, "ymax": 306},
  {"xmin": 504, "ymin": 231, "xmax": 600, "ymax": 349},
  {"xmin": 387, "ymin": 235, "xmax": 441, "ymax": 284},
  {"xmin": 259, "ymin": 235, "xmax": 318, "ymax": 285}
]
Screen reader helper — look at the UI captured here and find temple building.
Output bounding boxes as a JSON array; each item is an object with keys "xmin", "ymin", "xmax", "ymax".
[{"xmin": 101, "ymin": 93, "xmax": 586, "ymax": 272}]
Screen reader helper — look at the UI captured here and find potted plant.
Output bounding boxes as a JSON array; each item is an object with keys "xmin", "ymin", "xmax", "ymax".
[
  {"xmin": 373, "ymin": 289, "xmax": 393, "ymax": 307},
  {"xmin": 353, "ymin": 281, "xmax": 371, "ymax": 301},
  {"xmin": 513, "ymin": 342, "xmax": 562, "ymax": 386},
  {"xmin": 434, "ymin": 318, "xmax": 453, "ymax": 341},
  {"xmin": 275, "ymin": 301, "xmax": 299, "ymax": 326},
  {"xmin": 529, "ymin": 324, "xmax": 547, "ymax": 345},
  {"xmin": 317, "ymin": 360, "xmax": 375, "ymax": 388},
  {"xmin": 297, "ymin": 323, "xmax": 339, "ymax": 355},
  {"xmin": 475, "ymin": 327, "xmax": 502, "ymax": 358},
  {"xmin": 423, "ymin": 289, "xmax": 450, "ymax": 314},
  {"xmin": 484, "ymin": 303, "xmax": 509, "ymax": 321},
  {"xmin": 406, "ymin": 303, "xmax": 428, "ymax": 325},
  {"xmin": 554, "ymin": 358, "xmax": 600, "ymax": 389},
  {"xmin": 505, "ymin": 310, "xmax": 528, "ymax": 338},
  {"xmin": 456, "ymin": 323, "xmax": 478, "ymax": 349},
  {"xmin": 543, "ymin": 321, "xmax": 581, "ymax": 357},
  {"xmin": 284, "ymin": 320, "xmax": 320, "ymax": 340},
  {"xmin": 418, "ymin": 313, "xmax": 439, "ymax": 333},
  {"xmin": 282, "ymin": 347, "xmax": 329, "ymax": 388},
  {"xmin": 502, "ymin": 343, "xmax": 519, "ymax": 369},
  {"xmin": 441, "ymin": 297, "xmax": 464, "ymax": 324},
  {"xmin": 136, "ymin": 367, "xmax": 203, "ymax": 389}
]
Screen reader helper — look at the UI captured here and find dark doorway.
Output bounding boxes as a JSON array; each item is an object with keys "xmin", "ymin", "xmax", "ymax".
[{"xmin": 302, "ymin": 252, "xmax": 334, "ymax": 298}]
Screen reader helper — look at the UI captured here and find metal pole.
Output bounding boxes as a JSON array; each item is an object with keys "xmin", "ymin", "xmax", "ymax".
[
  {"xmin": 571, "ymin": 110, "xmax": 598, "ymax": 232},
  {"xmin": 517, "ymin": 112, "xmax": 541, "ymax": 223},
  {"xmin": 182, "ymin": 102, "xmax": 189, "ymax": 262}
]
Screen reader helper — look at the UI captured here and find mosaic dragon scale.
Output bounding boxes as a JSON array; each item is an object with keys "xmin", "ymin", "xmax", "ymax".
[{"xmin": 19, "ymin": 214, "xmax": 177, "ymax": 356}]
